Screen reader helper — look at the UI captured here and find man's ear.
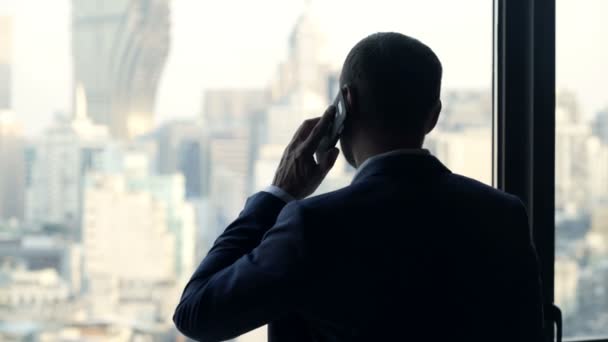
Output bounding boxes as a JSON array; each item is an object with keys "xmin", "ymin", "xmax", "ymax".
[
  {"xmin": 342, "ymin": 84, "xmax": 356, "ymax": 114},
  {"xmin": 425, "ymin": 100, "xmax": 442, "ymax": 134}
]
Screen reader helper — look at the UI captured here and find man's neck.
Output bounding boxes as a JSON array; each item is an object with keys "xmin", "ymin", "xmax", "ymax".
[{"xmin": 354, "ymin": 142, "xmax": 424, "ymax": 168}]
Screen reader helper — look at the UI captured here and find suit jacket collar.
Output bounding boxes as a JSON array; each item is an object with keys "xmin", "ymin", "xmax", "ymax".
[{"xmin": 351, "ymin": 152, "xmax": 451, "ymax": 185}]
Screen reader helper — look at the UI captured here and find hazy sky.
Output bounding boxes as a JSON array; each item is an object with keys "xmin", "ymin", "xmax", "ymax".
[{"xmin": 0, "ymin": 0, "xmax": 606, "ymax": 135}]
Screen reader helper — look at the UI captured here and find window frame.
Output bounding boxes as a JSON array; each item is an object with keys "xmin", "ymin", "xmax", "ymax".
[{"xmin": 494, "ymin": 0, "xmax": 607, "ymax": 341}]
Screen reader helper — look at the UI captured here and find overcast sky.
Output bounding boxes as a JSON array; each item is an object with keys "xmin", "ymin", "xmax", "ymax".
[{"xmin": 0, "ymin": 0, "xmax": 606, "ymax": 135}]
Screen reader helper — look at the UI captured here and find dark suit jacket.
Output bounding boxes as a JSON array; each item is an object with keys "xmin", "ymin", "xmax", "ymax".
[{"xmin": 173, "ymin": 154, "xmax": 545, "ymax": 341}]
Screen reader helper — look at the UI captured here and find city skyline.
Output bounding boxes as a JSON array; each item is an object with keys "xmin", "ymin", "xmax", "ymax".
[
  {"xmin": 0, "ymin": 1, "xmax": 607, "ymax": 340},
  {"xmin": 1, "ymin": 0, "xmax": 605, "ymax": 137}
]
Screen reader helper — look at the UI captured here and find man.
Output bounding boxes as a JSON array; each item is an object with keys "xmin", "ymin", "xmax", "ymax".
[{"xmin": 173, "ymin": 32, "xmax": 545, "ymax": 341}]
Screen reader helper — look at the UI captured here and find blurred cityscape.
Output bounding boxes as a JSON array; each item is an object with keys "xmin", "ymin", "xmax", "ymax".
[{"xmin": 0, "ymin": 1, "xmax": 606, "ymax": 341}]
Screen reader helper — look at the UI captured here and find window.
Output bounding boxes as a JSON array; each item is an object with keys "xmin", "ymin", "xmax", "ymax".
[
  {"xmin": 0, "ymin": 1, "xmax": 492, "ymax": 341},
  {"xmin": 555, "ymin": 0, "xmax": 608, "ymax": 338}
]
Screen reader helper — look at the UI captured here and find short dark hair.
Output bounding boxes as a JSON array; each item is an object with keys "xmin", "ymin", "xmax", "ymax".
[{"xmin": 341, "ymin": 32, "xmax": 442, "ymax": 133}]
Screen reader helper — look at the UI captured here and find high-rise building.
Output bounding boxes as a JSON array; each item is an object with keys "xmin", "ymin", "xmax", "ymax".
[
  {"xmin": 593, "ymin": 109, "xmax": 608, "ymax": 144},
  {"xmin": 266, "ymin": 88, "xmax": 327, "ymax": 146},
  {"xmin": 209, "ymin": 134, "xmax": 252, "ymax": 226},
  {"xmin": 437, "ymin": 90, "xmax": 492, "ymax": 130},
  {"xmin": 25, "ymin": 86, "xmax": 109, "ymax": 231},
  {"xmin": 203, "ymin": 89, "xmax": 270, "ymax": 133},
  {"xmin": 586, "ymin": 137, "xmax": 608, "ymax": 205},
  {"xmin": 201, "ymin": 88, "xmax": 271, "ymax": 201},
  {"xmin": 153, "ymin": 120, "xmax": 205, "ymax": 198},
  {"xmin": 72, "ymin": 0, "xmax": 170, "ymax": 139},
  {"xmin": 269, "ymin": 3, "xmax": 330, "ymax": 101},
  {"xmin": 0, "ymin": 18, "xmax": 21, "ymax": 221},
  {"xmin": 0, "ymin": 112, "xmax": 25, "ymax": 221},
  {"xmin": 0, "ymin": 17, "xmax": 11, "ymax": 110},
  {"xmin": 82, "ymin": 149, "xmax": 195, "ymax": 321},
  {"xmin": 555, "ymin": 91, "xmax": 596, "ymax": 214},
  {"xmin": 589, "ymin": 206, "xmax": 608, "ymax": 248},
  {"xmin": 83, "ymin": 173, "xmax": 176, "ymax": 320},
  {"xmin": 425, "ymin": 128, "xmax": 492, "ymax": 185},
  {"xmin": 555, "ymin": 257, "xmax": 579, "ymax": 316},
  {"xmin": 0, "ymin": 17, "xmax": 13, "ymax": 110}
]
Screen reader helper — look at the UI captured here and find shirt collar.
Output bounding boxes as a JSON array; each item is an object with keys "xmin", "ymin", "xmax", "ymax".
[{"xmin": 353, "ymin": 148, "xmax": 431, "ymax": 179}]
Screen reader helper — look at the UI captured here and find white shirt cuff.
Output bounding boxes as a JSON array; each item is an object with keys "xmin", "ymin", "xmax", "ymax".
[{"xmin": 263, "ymin": 185, "xmax": 296, "ymax": 203}]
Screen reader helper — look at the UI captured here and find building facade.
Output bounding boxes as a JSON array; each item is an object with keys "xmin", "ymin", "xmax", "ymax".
[
  {"xmin": 25, "ymin": 100, "xmax": 109, "ymax": 231},
  {"xmin": 153, "ymin": 120, "xmax": 206, "ymax": 198},
  {"xmin": 0, "ymin": 112, "xmax": 25, "ymax": 221},
  {"xmin": 72, "ymin": 0, "xmax": 170, "ymax": 139},
  {"xmin": 82, "ymin": 149, "xmax": 195, "ymax": 322},
  {"xmin": 0, "ymin": 16, "xmax": 11, "ymax": 110}
]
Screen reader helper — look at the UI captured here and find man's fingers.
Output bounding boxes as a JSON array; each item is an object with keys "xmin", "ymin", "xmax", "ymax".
[
  {"xmin": 302, "ymin": 105, "xmax": 336, "ymax": 153},
  {"xmin": 318, "ymin": 147, "xmax": 340, "ymax": 174},
  {"xmin": 287, "ymin": 118, "xmax": 320, "ymax": 150}
]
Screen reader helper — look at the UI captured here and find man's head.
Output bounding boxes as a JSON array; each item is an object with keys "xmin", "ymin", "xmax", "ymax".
[{"xmin": 338, "ymin": 32, "xmax": 443, "ymax": 167}]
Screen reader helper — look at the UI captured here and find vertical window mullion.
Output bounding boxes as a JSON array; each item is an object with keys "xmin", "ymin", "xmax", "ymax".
[
  {"xmin": 495, "ymin": 0, "xmax": 557, "ymax": 340},
  {"xmin": 532, "ymin": 0, "xmax": 557, "ymax": 329}
]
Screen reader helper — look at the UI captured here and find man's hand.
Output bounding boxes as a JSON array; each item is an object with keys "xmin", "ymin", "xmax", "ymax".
[{"xmin": 272, "ymin": 106, "xmax": 341, "ymax": 200}]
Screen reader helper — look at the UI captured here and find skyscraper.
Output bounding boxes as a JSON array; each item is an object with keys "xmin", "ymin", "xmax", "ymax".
[
  {"xmin": 593, "ymin": 109, "xmax": 608, "ymax": 144},
  {"xmin": 0, "ymin": 112, "xmax": 25, "ymax": 221},
  {"xmin": 83, "ymin": 149, "xmax": 195, "ymax": 322},
  {"xmin": 425, "ymin": 128, "xmax": 492, "ymax": 185},
  {"xmin": 268, "ymin": 2, "xmax": 329, "ymax": 101},
  {"xmin": 72, "ymin": 0, "xmax": 170, "ymax": 139},
  {"xmin": 209, "ymin": 134, "xmax": 252, "ymax": 225},
  {"xmin": 152, "ymin": 120, "xmax": 206, "ymax": 198},
  {"xmin": 203, "ymin": 89, "xmax": 270, "ymax": 133},
  {"xmin": 0, "ymin": 17, "xmax": 22, "ymax": 220},
  {"xmin": 555, "ymin": 90, "xmax": 596, "ymax": 214},
  {"xmin": 83, "ymin": 172, "xmax": 177, "ymax": 320},
  {"xmin": 0, "ymin": 17, "xmax": 10, "ymax": 110},
  {"xmin": 25, "ymin": 86, "xmax": 109, "ymax": 231}
]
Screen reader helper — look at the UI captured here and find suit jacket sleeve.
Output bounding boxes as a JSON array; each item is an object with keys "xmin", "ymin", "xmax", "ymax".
[{"xmin": 173, "ymin": 191, "xmax": 310, "ymax": 341}]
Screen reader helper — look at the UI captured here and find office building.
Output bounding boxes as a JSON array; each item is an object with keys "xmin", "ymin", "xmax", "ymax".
[
  {"xmin": 0, "ymin": 235, "xmax": 82, "ymax": 295},
  {"xmin": 83, "ymin": 172, "xmax": 176, "ymax": 320},
  {"xmin": 153, "ymin": 120, "xmax": 205, "ymax": 198},
  {"xmin": 589, "ymin": 206, "xmax": 608, "ymax": 250},
  {"xmin": 0, "ymin": 266, "xmax": 70, "ymax": 310},
  {"xmin": 72, "ymin": 0, "xmax": 170, "ymax": 139},
  {"xmin": 203, "ymin": 89, "xmax": 270, "ymax": 133},
  {"xmin": 438, "ymin": 90, "xmax": 492, "ymax": 130},
  {"xmin": 83, "ymin": 149, "xmax": 195, "ymax": 321},
  {"xmin": 209, "ymin": 134, "xmax": 252, "ymax": 226},
  {"xmin": 555, "ymin": 257, "xmax": 579, "ymax": 316},
  {"xmin": 0, "ymin": 18, "xmax": 21, "ymax": 221},
  {"xmin": 586, "ymin": 137, "xmax": 608, "ymax": 205},
  {"xmin": 0, "ymin": 266, "xmax": 72, "ymax": 323},
  {"xmin": 201, "ymin": 88, "xmax": 271, "ymax": 202},
  {"xmin": 266, "ymin": 88, "xmax": 327, "ymax": 146},
  {"xmin": 0, "ymin": 112, "xmax": 25, "ymax": 221},
  {"xmin": 425, "ymin": 128, "xmax": 492, "ymax": 185},
  {"xmin": 555, "ymin": 92, "xmax": 596, "ymax": 215},
  {"xmin": 0, "ymin": 17, "xmax": 11, "ymax": 110},
  {"xmin": 25, "ymin": 86, "xmax": 109, "ymax": 231},
  {"xmin": 593, "ymin": 109, "xmax": 608, "ymax": 144},
  {"xmin": 269, "ymin": 3, "xmax": 330, "ymax": 102}
]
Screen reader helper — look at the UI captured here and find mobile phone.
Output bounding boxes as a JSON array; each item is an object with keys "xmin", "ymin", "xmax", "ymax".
[{"xmin": 316, "ymin": 90, "xmax": 347, "ymax": 156}]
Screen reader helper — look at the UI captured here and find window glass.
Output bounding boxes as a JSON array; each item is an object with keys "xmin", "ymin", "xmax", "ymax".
[
  {"xmin": 555, "ymin": 0, "xmax": 608, "ymax": 338},
  {"xmin": 0, "ymin": 1, "xmax": 490, "ymax": 340}
]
